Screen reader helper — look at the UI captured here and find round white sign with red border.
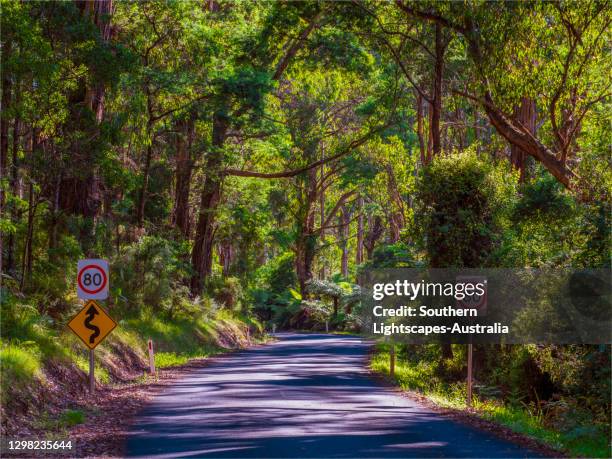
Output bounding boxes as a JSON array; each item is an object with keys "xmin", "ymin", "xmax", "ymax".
[
  {"xmin": 77, "ymin": 259, "xmax": 109, "ymax": 300},
  {"xmin": 455, "ymin": 276, "xmax": 487, "ymax": 316}
]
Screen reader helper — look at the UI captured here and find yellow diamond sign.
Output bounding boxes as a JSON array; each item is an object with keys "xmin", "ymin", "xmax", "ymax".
[{"xmin": 68, "ymin": 300, "xmax": 117, "ymax": 349}]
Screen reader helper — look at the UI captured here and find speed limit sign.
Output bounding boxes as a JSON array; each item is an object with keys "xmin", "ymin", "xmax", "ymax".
[
  {"xmin": 456, "ymin": 275, "xmax": 487, "ymax": 316},
  {"xmin": 77, "ymin": 259, "xmax": 109, "ymax": 300}
]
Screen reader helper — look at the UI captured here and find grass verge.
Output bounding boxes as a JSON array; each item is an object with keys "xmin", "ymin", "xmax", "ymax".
[
  {"xmin": 371, "ymin": 347, "xmax": 610, "ymax": 458},
  {"xmin": 1, "ymin": 302, "xmax": 259, "ymax": 435}
]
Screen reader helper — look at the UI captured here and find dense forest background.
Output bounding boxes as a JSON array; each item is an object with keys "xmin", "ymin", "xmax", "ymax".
[{"xmin": 0, "ymin": 1, "xmax": 610, "ymax": 455}]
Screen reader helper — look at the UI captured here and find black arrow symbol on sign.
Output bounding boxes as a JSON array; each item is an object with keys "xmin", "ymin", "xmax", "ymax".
[{"xmin": 84, "ymin": 304, "xmax": 100, "ymax": 344}]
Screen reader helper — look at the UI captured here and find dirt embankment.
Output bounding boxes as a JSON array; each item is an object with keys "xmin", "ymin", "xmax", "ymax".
[{"xmin": 1, "ymin": 320, "xmax": 260, "ymax": 457}]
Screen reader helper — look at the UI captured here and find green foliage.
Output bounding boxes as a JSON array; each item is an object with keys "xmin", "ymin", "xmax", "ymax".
[
  {"xmin": 414, "ymin": 150, "xmax": 516, "ymax": 268},
  {"xmin": 59, "ymin": 409, "xmax": 85, "ymax": 427},
  {"xmin": 0, "ymin": 345, "xmax": 41, "ymax": 400},
  {"xmin": 497, "ymin": 173, "xmax": 611, "ymax": 268},
  {"xmin": 371, "ymin": 345, "xmax": 611, "ymax": 457},
  {"xmin": 208, "ymin": 276, "xmax": 245, "ymax": 311},
  {"xmin": 113, "ymin": 236, "xmax": 191, "ymax": 314},
  {"xmin": 2, "ymin": 0, "xmax": 611, "ymax": 447},
  {"xmin": 249, "ymin": 252, "xmax": 297, "ymax": 322},
  {"xmin": 361, "ymin": 242, "xmax": 418, "ymax": 269}
]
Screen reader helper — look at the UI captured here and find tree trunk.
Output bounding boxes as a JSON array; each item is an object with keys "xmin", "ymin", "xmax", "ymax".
[
  {"xmin": 190, "ymin": 113, "xmax": 228, "ymax": 295},
  {"xmin": 431, "ymin": 23, "xmax": 444, "ymax": 158},
  {"xmin": 338, "ymin": 205, "xmax": 350, "ymax": 278},
  {"xmin": 356, "ymin": 195, "xmax": 364, "ymax": 264},
  {"xmin": 441, "ymin": 343, "xmax": 453, "ymax": 359},
  {"xmin": 48, "ymin": 157, "xmax": 61, "ymax": 255},
  {"xmin": 510, "ymin": 97, "xmax": 536, "ymax": 183},
  {"xmin": 59, "ymin": 0, "xmax": 113, "ymax": 219},
  {"xmin": 0, "ymin": 52, "xmax": 10, "ymax": 211},
  {"xmin": 0, "ymin": 53, "xmax": 11, "ymax": 277},
  {"xmin": 385, "ymin": 164, "xmax": 404, "ymax": 242},
  {"xmin": 173, "ymin": 118, "xmax": 195, "ymax": 237},
  {"xmin": 136, "ymin": 144, "xmax": 152, "ymax": 228},
  {"xmin": 7, "ymin": 109, "xmax": 21, "ymax": 273},
  {"xmin": 416, "ymin": 93, "xmax": 426, "ymax": 165},
  {"xmin": 295, "ymin": 168, "xmax": 318, "ymax": 296},
  {"xmin": 318, "ymin": 154, "xmax": 326, "ymax": 278},
  {"xmin": 20, "ymin": 181, "xmax": 35, "ymax": 290},
  {"xmin": 482, "ymin": 93, "xmax": 574, "ymax": 188},
  {"xmin": 218, "ymin": 241, "xmax": 232, "ymax": 276},
  {"xmin": 296, "ymin": 232, "xmax": 316, "ymax": 296},
  {"xmin": 364, "ymin": 215, "xmax": 383, "ymax": 260}
]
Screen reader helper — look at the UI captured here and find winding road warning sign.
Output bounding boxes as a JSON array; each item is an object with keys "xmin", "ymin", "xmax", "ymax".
[
  {"xmin": 68, "ymin": 300, "xmax": 117, "ymax": 350},
  {"xmin": 77, "ymin": 259, "xmax": 109, "ymax": 300}
]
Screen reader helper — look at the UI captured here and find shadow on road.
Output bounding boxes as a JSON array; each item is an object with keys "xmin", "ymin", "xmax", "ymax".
[{"xmin": 126, "ymin": 334, "xmax": 542, "ymax": 458}]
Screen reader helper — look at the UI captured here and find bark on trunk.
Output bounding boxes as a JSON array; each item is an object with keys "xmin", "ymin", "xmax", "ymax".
[
  {"xmin": 7, "ymin": 110, "xmax": 20, "ymax": 273},
  {"xmin": 338, "ymin": 205, "xmax": 350, "ymax": 278},
  {"xmin": 356, "ymin": 196, "xmax": 364, "ymax": 264},
  {"xmin": 482, "ymin": 93, "xmax": 574, "ymax": 188},
  {"xmin": 60, "ymin": 0, "xmax": 114, "ymax": 219},
  {"xmin": 295, "ymin": 168, "xmax": 318, "ymax": 296},
  {"xmin": 218, "ymin": 241, "xmax": 232, "ymax": 276},
  {"xmin": 0, "ymin": 55, "xmax": 10, "ymax": 209},
  {"xmin": 510, "ymin": 97, "xmax": 536, "ymax": 183},
  {"xmin": 364, "ymin": 215, "xmax": 383, "ymax": 260},
  {"xmin": 0, "ymin": 58, "xmax": 10, "ymax": 277},
  {"xmin": 386, "ymin": 164, "xmax": 404, "ymax": 242},
  {"xmin": 431, "ymin": 23, "xmax": 444, "ymax": 157},
  {"xmin": 136, "ymin": 137, "xmax": 152, "ymax": 227},
  {"xmin": 295, "ymin": 233, "xmax": 316, "ymax": 296},
  {"xmin": 190, "ymin": 113, "xmax": 228, "ymax": 295},
  {"xmin": 318, "ymin": 157, "xmax": 326, "ymax": 278},
  {"xmin": 173, "ymin": 118, "xmax": 195, "ymax": 237},
  {"xmin": 20, "ymin": 181, "xmax": 35, "ymax": 290},
  {"xmin": 416, "ymin": 93, "xmax": 427, "ymax": 165}
]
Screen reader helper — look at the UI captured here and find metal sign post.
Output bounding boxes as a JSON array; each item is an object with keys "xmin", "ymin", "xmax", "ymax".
[
  {"xmin": 71, "ymin": 259, "xmax": 115, "ymax": 395},
  {"xmin": 89, "ymin": 350, "xmax": 95, "ymax": 393},
  {"xmin": 456, "ymin": 275, "xmax": 487, "ymax": 408},
  {"xmin": 68, "ymin": 300, "xmax": 117, "ymax": 394}
]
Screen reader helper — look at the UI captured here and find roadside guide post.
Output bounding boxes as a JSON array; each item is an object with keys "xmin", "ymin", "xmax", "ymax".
[
  {"xmin": 325, "ymin": 320, "xmax": 329, "ymax": 333},
  {"xmin": 456, "ymin": 276, "xmax": 487, "ymax": 407},
  {"xmin": 467, "ymin": 341, "xmax": 473, "ymax": 406},
  {"xmin": 389, "ymin": 341, "xmax": 395, "ymax": 377},
  {"xmin": 69, "ymin": 259, "xmax": 116, "ymax": 393},
  {"xmin": 148, "ymin": 339, "xmax": 156, "ymax": 376}
]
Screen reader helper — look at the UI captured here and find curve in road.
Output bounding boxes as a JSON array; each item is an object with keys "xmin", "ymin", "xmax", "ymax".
[{"xmin": 126, "ymin": 333, "xmax": 543, "ymax": 458}]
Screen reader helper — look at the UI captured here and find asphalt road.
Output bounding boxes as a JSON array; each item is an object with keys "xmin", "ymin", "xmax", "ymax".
[{"xmin": 126, "ymin": 333, "xmax": 542, "ymax": 458}]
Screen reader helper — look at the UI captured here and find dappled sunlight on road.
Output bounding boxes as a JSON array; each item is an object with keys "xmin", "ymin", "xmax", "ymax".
[{"xmin": 126, "ymin": 334, "xmax": 542, "ymax": 458}]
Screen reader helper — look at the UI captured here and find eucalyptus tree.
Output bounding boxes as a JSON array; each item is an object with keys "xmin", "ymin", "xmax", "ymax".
[
  {"xmin": 189, "ymin": 1, "xmax": 388, "ymax": 294},
  {"xmin": 113, "ymin": 2, "xmax": 214, "ymax": 228},
  {"xmin": 395, "ymin": 1, "xmax": 611, "ymax": 190}
]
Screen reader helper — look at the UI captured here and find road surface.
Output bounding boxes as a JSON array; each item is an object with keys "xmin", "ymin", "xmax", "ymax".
[{"xmin": 126, "ymin": 333, "xmax": 542, "ymax": 458}]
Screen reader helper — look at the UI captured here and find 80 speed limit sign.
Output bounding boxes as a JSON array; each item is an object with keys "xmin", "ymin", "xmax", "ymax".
[{"xmin": 77, "ymin": 259, "xmax": 109, "ymax": 300}]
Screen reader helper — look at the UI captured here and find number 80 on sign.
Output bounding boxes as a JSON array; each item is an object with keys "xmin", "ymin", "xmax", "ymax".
[{"xmin": 77, "ymin": 259, "xmax": 109, "ymax": 300}]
